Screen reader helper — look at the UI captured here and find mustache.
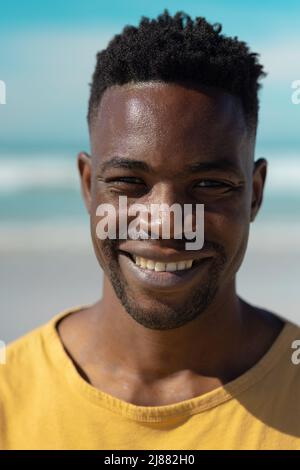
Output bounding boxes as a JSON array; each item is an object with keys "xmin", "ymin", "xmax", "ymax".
[{"xmin": 102, "ymin": 237, "xmax": 227, "ymax": 263}]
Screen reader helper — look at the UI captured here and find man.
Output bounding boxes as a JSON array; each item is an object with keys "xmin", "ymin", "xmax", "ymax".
[{"xmin": 1, "ymin": 10, "xmax": 300, "ymax": 450}]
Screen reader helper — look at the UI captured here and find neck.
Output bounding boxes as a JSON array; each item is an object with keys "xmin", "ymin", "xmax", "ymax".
[{"xmin": 94, "ymin": 276, "xmax": 246, "ymax": 380}]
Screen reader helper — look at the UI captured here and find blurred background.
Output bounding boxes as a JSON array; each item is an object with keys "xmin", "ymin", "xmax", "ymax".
[{"xmin": 0, "ymin": 0, "xmax": 299, "ymax": 342}]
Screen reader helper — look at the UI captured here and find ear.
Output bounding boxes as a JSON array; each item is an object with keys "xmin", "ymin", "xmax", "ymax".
[
  {"xmin": 250, "ymin": 158, "xmax": 267, "ymax": 222},
  {"xmin": 77, "ymin": 151, "xmax": 92, "ymax": 214}
]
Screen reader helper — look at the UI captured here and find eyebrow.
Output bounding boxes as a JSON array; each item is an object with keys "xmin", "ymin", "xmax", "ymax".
[
  {"xmin": 98, "ymin": 156, "xmax": 243, "ymax": 178},
  {"xmin": 99, "ymin": 157, "xmax": 151, "ymax": 173},
  {"xmin": 184, "ymin": 159, "xmax": 244, "ymax": 178}
]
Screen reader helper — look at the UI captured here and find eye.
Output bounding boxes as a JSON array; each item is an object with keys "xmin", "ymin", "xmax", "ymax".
[
  {"xmin": 103, "ymin": 176, "xmax": 148, "ymax": 196},
  {"xmin": 107, "ymin": 176, "xmax": 145, "ymax": 185},
  {"xmin": 194, "ymin": 180, "xmax": 230, "ymax": 188}
]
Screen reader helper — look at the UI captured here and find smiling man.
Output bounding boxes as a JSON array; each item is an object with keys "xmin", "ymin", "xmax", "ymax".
[{"xmin": 1, "ymin": 10, "xmax": 300, "ymax": 450}]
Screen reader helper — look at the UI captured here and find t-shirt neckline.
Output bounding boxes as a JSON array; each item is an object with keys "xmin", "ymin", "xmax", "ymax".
[{"xmin": 42, "ymin": 305, "xmax": 297, "ymax": 423}]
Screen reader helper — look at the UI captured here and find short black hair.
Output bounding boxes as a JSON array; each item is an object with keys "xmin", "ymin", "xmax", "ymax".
[{"xmin": 88, "ymin": 9, "xmax": 266, "ymax": 131}]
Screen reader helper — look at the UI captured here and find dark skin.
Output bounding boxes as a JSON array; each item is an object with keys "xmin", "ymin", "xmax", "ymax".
[{"xmin": 57, "ymin": 82, "xmax": 283, "ymax": 406}]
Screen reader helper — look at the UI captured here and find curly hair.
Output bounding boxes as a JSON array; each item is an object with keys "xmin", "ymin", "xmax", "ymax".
[{"xmin": 88, "ymin": 9, "xmax": 266, "ymax": 130}]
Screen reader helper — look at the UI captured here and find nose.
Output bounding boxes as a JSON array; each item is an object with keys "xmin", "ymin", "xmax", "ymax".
[{"xmin": 139, "ymin": 183, "xmax": 200, "ymax": 240}]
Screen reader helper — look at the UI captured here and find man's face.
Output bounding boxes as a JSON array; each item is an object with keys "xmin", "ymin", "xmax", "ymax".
[{"xmin": 79, "ymin": 82, "xmax": 265, "ymax": 330}]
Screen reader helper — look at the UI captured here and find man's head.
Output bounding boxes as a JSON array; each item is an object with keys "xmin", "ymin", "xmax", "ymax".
[
  {"xmin": 87, "ymin": 9, "xmax": 266, "ymax": 132},
  {"xmin": 79, "ymin": 10, "xmax": 267, "ymax": 330}
]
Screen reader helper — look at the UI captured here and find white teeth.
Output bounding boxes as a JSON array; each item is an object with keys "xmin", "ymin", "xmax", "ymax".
[
  {"xmin": 154, "ymin": 262, "xmax": 165, "ymax": 272},
  {"xmin": 177, "ymin": 261, "xmax": 186, "ymax": 271},
  {"xmin": 132, "ymin": 256, "xmax": 195, "ymax": 272},
  {"xmin": 146, "ymin": 260, "xmax": 155, "ymax": 270},
  {"xmin": 166, "ymin": 262, "xmax": 177, "ymax": 272}
]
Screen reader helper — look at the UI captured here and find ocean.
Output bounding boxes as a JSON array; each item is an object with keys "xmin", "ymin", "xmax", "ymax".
[{"xmin": 0, "ymin": 145, "xmax": 299, "ymax": 224}]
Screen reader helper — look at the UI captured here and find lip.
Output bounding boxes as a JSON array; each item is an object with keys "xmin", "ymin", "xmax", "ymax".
[
  {"xmin": 118, "ymin": 243, "xmax": 214, "ymax": 264},
  {"xmin": 118, "ymin": 250, "xmax": 213, "ymax": 291}
]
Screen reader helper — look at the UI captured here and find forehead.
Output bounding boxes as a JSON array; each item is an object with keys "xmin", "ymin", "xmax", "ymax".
[{"xmin": 90, "ymin": 81, "xmax": 251, "ymax": 166}]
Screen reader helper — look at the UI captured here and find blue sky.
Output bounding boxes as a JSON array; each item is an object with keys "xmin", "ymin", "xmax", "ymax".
[{"xmin": 0, "ymin": 0, "xmax": 300, "ymax": 151}]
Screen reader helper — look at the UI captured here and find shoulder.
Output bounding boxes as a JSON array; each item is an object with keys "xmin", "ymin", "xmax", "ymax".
[
  {"xmin": 0, "ymin": 319, "xmax": 52, "ymax": 437},
  {"xmin": 0, "ymin": 305, "xmax": 85, "ymax": 393},
  {"xmin": 250, "ymin": 313, "xmax": 300, "ymax": 395},
  {"xmin": 0, "ymin": 320, "xmax": 53, "ymax": 405},
  {"xmin": 255, "ymin": 306, "xmax": 300, "ymax": 375}
]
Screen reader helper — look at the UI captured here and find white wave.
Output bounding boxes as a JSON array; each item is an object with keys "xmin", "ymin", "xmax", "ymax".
[
  {"xmin": 266, "ymin": 159, "xmax": 300, "ymax": 193},
  {"xmin": 0, "ymin": 157, "xmax": 79, "ymax": 191},
  {"xmin": 0, "ymin": 155, "xmax": 299, "ymax": 193}
]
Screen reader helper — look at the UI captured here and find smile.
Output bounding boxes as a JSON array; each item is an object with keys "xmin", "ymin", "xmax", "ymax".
[
  {"xmin": 118, "ymin": 249, "xmax": 213, "ymax": 290},
  {"xmin": 133, "ymin": 255, "xmax": 194, "ymax": 272}
]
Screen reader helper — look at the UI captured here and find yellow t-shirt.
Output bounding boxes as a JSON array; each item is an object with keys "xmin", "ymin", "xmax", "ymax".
[{"xmin": 1, "ymin": 306, "xmax": 300, "ymax": 450}]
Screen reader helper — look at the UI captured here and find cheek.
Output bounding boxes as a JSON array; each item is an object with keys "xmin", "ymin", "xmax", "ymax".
[
  {"xmin": 90, "ymin": 187, "xmax": 114, "ymax": 246},
  {"xmin": 89, "ymin": 216, "xmax": 106, "ymax": 270},
  {"xmin": 204, "ymin": 193, "xmax": 251, "ymax": 260},
  {"xmin": 89, "ymin": 201, "xmax": 118, "ymax": 272},
  {"xmin": 89, "ymin": 191, "xmax": 123, "ymax": 271}
]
